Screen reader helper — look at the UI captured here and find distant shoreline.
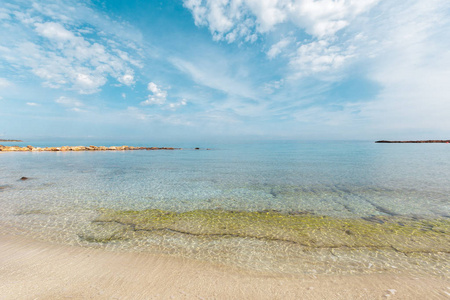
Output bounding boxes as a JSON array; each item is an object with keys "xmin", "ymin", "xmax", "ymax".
[
  {"xmin": 0, "ymin": 145, "xmax": 182, "ymax": 152},
  {"xmin": 376, "ymin": 140, "xmax": 450, "ymax": 143},
  {"xmin": 0, "ymin": 139, "xmax": 23, "ymax": 142}
]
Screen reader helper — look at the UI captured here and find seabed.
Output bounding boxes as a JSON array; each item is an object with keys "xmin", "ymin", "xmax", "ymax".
[{"xmin": 75, "ymin": 208, "xmax": 450, "ymax": 276}]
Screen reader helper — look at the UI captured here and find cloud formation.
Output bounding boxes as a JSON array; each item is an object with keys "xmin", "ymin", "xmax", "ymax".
[
  {"xmin": 0, "ymin": 1, "xmax": 139, "ymax": 94},
  {"xmin": 55, "ymin": 96, "xmax": 85, "ymax": 112},
  {"xmin": 1, "ymin": 0, "xmax": 449, "ymax": 140},
  {"xmin": 267, "ymin": 37, "xmax": 292, "ymax": 59},
  {"xmin": 183, "ymin": 0, "xmax": 379, "ymax": 42},
  {"xmin": 0, "ymin": 77, "xmax": 13, "ymax": 89},
  {"xmin": 168, "ymin": 99, "xmax": 187, "ymax": 109},
  {"xmin": 184, "ymin": 0, "xmax": 378, "ymax": 79},
  {"xmin": 141, "ymin": 82, "xmax": 168, "ymax": 105},
  {"xmin": 357, "ymin": 1, "xmax": 450, "ymax": 134},
  {"xmin": 289, "ymin": 39, "xmax": 352, "ymax": 78}
]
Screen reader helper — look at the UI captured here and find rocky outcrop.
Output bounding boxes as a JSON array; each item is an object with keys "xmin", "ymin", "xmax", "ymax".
[
  {"xmin": 376, "ymin": 140, "xmax": 450, "ymax": 143},
  {"xmin": 0, "ymin": 145, "xmax": 179, "ymax": 152},
  {"xmin": 0, "ymin": 139, "xmax": 23, "ymax": 142}
]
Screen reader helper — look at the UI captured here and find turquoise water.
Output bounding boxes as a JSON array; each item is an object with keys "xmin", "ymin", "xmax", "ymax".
[
  {"xmin": 1, "ymin": 141, "xmax": 449, "ymax": 274},
  {"xmin": 1, "ymin": 141, "xmax": 449, "ymax": 217}
]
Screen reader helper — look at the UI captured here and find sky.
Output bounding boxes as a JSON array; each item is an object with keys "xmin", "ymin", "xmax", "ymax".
[{"xmin": 0, "ymin": 0, "xmax": 449, "ymax": 143}]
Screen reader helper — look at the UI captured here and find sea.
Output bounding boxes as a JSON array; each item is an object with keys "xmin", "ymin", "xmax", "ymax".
[{"xmin": 1, "ymin": 140, "xmax": 449, "ymax": 275}]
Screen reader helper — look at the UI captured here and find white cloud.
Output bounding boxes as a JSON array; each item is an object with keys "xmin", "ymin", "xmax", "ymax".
[
  {"xmin": 35, "ymin": 22, "xmax": 75, "ymax": 42},
  {"xmin": 287, "ymin": 0, "xmax": 380, "ymax": 38},
  {"xmin": 26, "ymin": 102, "xmax": 40, "ymax": 106},
  {"xmin": 0, "ymin": 7, "xmax": 12, "ymax": 20},
  {"xmin": 289, "ymin": 40, "xmax": 353, "ymax": 78},
  {"xmin": 147, "ymin": 82, "xmax": 158, "ymax": 94},
  {"xmin": 69, "ymin": 107, "xmax": 84, "ymax": 112},
  {"xmin": 169, "ymin": 57, "xmax": 258, "ymax": 100},
  {"xmin": 267, "ymin": 37, "xmax": 292, "ymax": 59},
  {"xmin": 355, "ymin": 1, "xmax": 450, "ymax": 134},
  {"xmin": 263, "ymin": 79, "xmax": 284, "ymax": 94},
  {"xmin": 283, "ymin": 0, "xmax": 450, "ymax": 138},
  {"xmin": 0, "ymin": 78, "xmax": 13, "ymax": 89},
  {"xmin": 30, "ymin": 22, "xmax": 136, "ymax": 93},
  {"xmin": 141, "ymin": 82, "xmax": 167, "ymax": 105},
  {"xmin": 168, "ymin": 99, "xmax": 188, "ymax": 109},
  {"xmin": 183, "ymin": 0, "xmax": 379, "ymax": 42},
  {"xmin": 31, "ymin": 1, "xmax": 144, "ymax": 44},
  {"xmin": 55, "ymin": 96, "xmax": 83, "ymax": 107},
  {"xmin": 139, "ymin": 84, "xmax": 188, "ymax": 110},
  {"xmin": 118, "ymin": 73, "xmax": 135, "ymax": 86},
  {"xmin": 0, "ymin": 3, "xmax": 142, "ymax": 95},
  {"xmin": 184, "ymin": 0, "xmax": 378, "ymax": 78},
  {"xmin": 73, "ymin": 72, "xmax": 107, "ymax": 94}
]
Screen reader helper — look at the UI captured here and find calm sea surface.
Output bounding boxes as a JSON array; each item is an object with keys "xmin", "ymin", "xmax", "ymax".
[{"xmin": 1, "ymin": 141, "xmax": 449, "ymax": 274}]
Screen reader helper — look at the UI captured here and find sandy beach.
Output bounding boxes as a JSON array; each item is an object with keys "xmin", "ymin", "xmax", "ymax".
[{"xmin": 0, "ymin": 233, "xmax": 448, "ymax": 299}]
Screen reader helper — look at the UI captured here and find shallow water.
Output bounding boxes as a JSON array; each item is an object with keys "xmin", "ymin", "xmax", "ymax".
[{"xmin": 1, "ymin": 141, "xmax": 449, "ymax": 275}]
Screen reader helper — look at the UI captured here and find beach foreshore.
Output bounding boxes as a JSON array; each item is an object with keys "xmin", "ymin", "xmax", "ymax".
[{"xmin": 0, "ymin": 233, "xmax": 448, "ymax": 299}]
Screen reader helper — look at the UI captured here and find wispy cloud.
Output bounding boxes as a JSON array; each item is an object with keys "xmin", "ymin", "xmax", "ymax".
[
  {"xmin": 0, "ymin": 7, "xmax": 12, "ymax": 20},
  {"xmin": 355, "ymin": 1, "xmax": 450, "ymax": 135},
  {"xmin": 55, "ymin": 96, "xmax": 86, "ymax": 112},
  {"xmin": 55, "ymin": 96, "xmax": 83, "ymax": 107},
  {"xmin": 0, "ymin": 1, "xmax": 140, "ymax": 94},
  {"xmin": 169, "ymin": 56, "xmax": 258, "ymax": 101},
  {"xmin": 0, "ymin": 78, "xmax": 13, "ymax": 89},
  {"xmin": 267, "ymin": 37, "xmax": 292, "ymax": 59}
]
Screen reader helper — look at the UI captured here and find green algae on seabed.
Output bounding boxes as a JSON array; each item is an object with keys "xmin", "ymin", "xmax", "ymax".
[{"xmin": 81, "ymin": 208, "xmax": 450, "ymax": 253}]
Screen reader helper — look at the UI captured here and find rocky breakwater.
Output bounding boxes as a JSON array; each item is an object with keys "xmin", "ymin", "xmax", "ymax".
[
  {"xmin": 376, "ymin": 140, "xmax": 450, "ymax": 143},
  {"xmin": 0, "ymin": 145, "xmax": 179, "ymax": 152},
  {"xmin": 0, "ymin": 139, "xmax": 23, "ymax": 142}
]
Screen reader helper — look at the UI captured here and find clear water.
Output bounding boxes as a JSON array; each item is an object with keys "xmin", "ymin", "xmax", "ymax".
[{"xmin": 1, "ymin": 141, "xmax": 449, "ymax": 275}]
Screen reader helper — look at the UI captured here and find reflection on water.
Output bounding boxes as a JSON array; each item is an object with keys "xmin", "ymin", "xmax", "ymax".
[{"xmin": 0, "ymin": 141, "xmax": 449, "ymax": 275}]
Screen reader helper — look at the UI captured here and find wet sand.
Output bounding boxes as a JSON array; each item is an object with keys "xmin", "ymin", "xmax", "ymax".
[{"xmin": 0, "ymin": 233, "xmax": 449, "ymax": 299}]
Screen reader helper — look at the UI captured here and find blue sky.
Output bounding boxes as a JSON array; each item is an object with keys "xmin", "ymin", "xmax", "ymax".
[{"xmin": 0, "ymin": 0, "xmax": 449, "ymax": 142}]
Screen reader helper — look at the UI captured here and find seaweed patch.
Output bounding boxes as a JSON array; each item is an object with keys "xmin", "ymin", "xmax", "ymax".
[{"xmin": 81, "ymin": 208, "xmax": 450, "ymax": 254}]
